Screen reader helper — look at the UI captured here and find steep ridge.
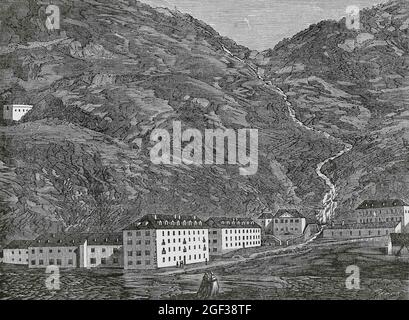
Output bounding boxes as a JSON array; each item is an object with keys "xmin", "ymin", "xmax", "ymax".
[
  {"xmin": 222, "ymin": 46, "xmax": 351, "ymax": 223},
  {"xmin": 254, "ymin": 0, "xmax": 409, "ymax": 220},
  {"xmin": 0, "ymin": 0, "xmax": 341, "ymax": 241}
]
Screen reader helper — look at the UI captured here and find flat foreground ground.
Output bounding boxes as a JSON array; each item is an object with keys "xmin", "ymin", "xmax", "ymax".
[{"xmin": 1, "ymin": 241, "xmax": 408, "ymax": 300}]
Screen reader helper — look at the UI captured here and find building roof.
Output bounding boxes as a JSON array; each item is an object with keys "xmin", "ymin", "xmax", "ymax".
[
  {"xmin": 273, "ymin": 209, "xmax": 305, "ymax": 219},
  {"xmin": 327, "ymin": 221, "xmax": 401, "ymax": 230},
  {"xmin": 123, "ymin": 214, "xmax": 208, "ymax": 230},
  {"xmin": 258, "ymin": 211, "xmax": 274, "ymax": 219},
  {"xmin": 206, "ymin": 217, "xmax": 261, "ymax": 229},
  {"xmin": 356, "ymin": 199, "xmax": 408, "ymax": 209},
  {"xmin": 29, "ymin": 232, "xmax": 122, "ymax": 247},
  {"xmin": 4, "ymin": 240, "xmax": 32, "ymax": 249},
  {"xmin": 4, "ymin": 104, "xmax": 33, "ymax": 108},
  {"xmin": 389, "ymin": 233, "xmax": 409, "ymax": 246}
]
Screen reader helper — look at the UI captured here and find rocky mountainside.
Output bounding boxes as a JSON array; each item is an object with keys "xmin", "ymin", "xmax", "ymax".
[
  {"xmin": 254, "ymin": 0, "xmax": 409, "ymax": 220},
  {"xmin": 0, "ymin": 0, "xmax": 341, "ymax": 242}
]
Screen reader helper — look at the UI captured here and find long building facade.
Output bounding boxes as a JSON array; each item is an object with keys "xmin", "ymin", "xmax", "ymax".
[
  {"xmin": 206, "ymin": 217, "xmax": 261, "ymax": 255},
  {"xmin": 323, "ymin": 221, "xmax": 402, "ymax": 240},
  {"xmin": 3, "ymin": 240, "xmax": 31, "ymax": 265},
  {"xmin": 123, "ymin": 214, "xmax": 209, "ymax": 269},
  {"xmin": 28, "ymin": 233, "xmax": 123, "ymax": 269},
  {"xmin": 355, "ymin": 199, "xmax": 409, "ymax": 229}
]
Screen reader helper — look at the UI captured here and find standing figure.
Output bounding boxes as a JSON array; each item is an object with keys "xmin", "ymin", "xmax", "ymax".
[
  {"xmin": 208, "ymin": 271, "xmax": 220, "ymax": 297},
  {"xmin": 197, "ymin": 272, "xmax": 210, "ymax": 299}
]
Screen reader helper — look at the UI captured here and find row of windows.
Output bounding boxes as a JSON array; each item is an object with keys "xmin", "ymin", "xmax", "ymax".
[
  {"xmin": 161, "ymin": 253, "xmax": 206, "ymax": 263},
  {"xmin": 127, "ymin": 239, "xmax": 151, "ymax": 245},
  {"xmin": 226, "ymin": 241, "xmax": 260, "ymax": 248},
  {"xmin": 89, "ymin": 257, "xmax": 119, "ymax": 264},
  {"xmin": 5, "ymin": 107, "xmax": 30, "ymax": 112},
  {"xmin": 221, "ymin": 229, "xmax": 259, "ymax": 234},
  {"xmin": 357, "ymin": 209, "xmax": 408, "ymax": 215},
  {"xmin": 127, "ymin": 231, "xmax": 151, "ymax": 237},
  {"xmin": 127, "ymin": 260, "xmax": 150, "ymax": 266},
  {"xmin": 126, "ymin": 230, "xmax": 206, "ymax": 237},
  {"xmin": 330, "ymin": 229, "xmax": 390, "ymax": 237},
  {"xmin": 30, "ymin": 248, "xmax": 74, "ymax": 254},
  {"xmin": 127, "ymin": 250, "xmax": 150, "ymax": 257},
  {"xmin": 9, "ymin": 250, "xmax": 28, "ymax": 255},
  {"xmin": 31, "ymin": 259, "xmax": 73, "ymax": 266},
  {"xmin": 275, "ymin": 227, "xmax": 299, "ymax": 231},
  {"xmin": 274, "ymin": 219, "xmax": 300, "ymax": 224},
  {"xmin": 212, "ymin": 240, "xmax": 261, "ymax": 251},
  {"xmin": 358, "ymin": 217, "xmax": 401, "ymax": 223},
  {"xmin": 160, "ymin": 245, "xmax": 206, "ymax": 254},
  {"xmin": 9, "ymin": 258, "xmax": 28, "ymax": 262},
  {"xmin": 222, "ymin": 235, "xmax": 260, "ymax": 242}
]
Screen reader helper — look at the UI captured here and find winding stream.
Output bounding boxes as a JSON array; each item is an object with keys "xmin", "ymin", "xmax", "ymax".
[{"xmin": 221, "ymin": 45, "xmax": 352, "ymax": 224}]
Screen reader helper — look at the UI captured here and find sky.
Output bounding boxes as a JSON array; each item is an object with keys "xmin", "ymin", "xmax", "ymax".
[{"xmin": 140, "ymin": 0, "xmax": 388, "ymax": 50}]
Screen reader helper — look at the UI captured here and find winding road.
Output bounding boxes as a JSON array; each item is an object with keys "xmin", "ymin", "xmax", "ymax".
[{"xmin": 221, "ymin": 45, "xmax": 352, "ymax": 224}]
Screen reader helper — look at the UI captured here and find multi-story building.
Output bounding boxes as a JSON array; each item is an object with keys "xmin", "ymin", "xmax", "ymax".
[
  {"xmin": 271, "ymin": 209, "xmax": 306, "ymax": 241},
  {"xmin": 79, "ymin": 233, "xmax": 123, "ymax": 268},
  {"xmin": 355, "ymin": 199, "xmax": 409, "ymax": 230},
  {"xmin": 123, "ymin": 214, "xmax": 209, "ymax": 270},
  {"xmin": 3, "ymin": 104, "xmax": 33, "ymax": 121},
  {"xmin": 206, "ymin": 217, "xmax": 261, "ymax": 255},
  {"xmin": 3, "ymin": 240, "xmax": 31, "ymax": 265},
  {"xmin": 323, "ymin": 221, "xmax": 402, "ymax": 240},
  {"xmin": 28, "ymin": 233, "xmax": 81, "ymax": 268},
  {"xmin": 256, "ymin": 210, "xmax": 274, "ymax": 233},
  {"xmin": 28, "ymin": 233, "xmax": 123, "ymax": 269}
]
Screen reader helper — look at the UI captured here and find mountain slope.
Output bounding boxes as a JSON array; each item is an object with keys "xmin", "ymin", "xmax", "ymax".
[
  {"xmin": 0, "ymin": 0, "xmax": 341, "ymax": 242},
  {"xmin": 254, "ymin": 0, "xmax": 409, "ymax": 219}
]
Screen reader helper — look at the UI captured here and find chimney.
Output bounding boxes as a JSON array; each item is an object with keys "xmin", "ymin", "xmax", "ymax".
[
  {"xmin": 154, "ymin": 214, "xmax": 157, "ymax": 220},
  {"xmin": 174, "ymin": 214, "xmax": 177, "ymax": 219},
  {"xmin": 342, "ymin": 220, "xmax": 345, "ymax": 226}
]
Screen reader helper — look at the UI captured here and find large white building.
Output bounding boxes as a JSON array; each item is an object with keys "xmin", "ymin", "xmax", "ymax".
[
  {"xmin": 3, "ymin": 105, "xmax": 33, "ymax": 121},
  {"xmin": 3, "ymin": 240, "xmax": 31, "ymax": 265},
  {"xmin": 123, "ymin": 214, "xmax": 209, "ymax": 269},
  {"xmin": 206, "ymin": 217, "xmax": 261, "ymax": 255},
  {"xmin": 355, "ymin": 199, "xmax": 409, "ymax": 231}
]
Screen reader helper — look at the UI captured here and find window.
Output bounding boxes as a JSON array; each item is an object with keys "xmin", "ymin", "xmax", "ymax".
[
  {"xmin": 128, "ymin": 260, "xmax": 133, "ymax": 266},
  {"xmin": 127, "ymin": 251, "xmax": 133, "ymax": 257},
  {"xmin": 39, "ymin": 259, "xmax": 44, "ymax": 265},
  {"xmin": 91, "ymin": 248, "xmax": 95, "ymax": 253},
  {"xmin": 145, "ymin": 231, "xmax": 150, "ymax": 236},
  {"xmin": 127, "ymin": 239, "xmax": 133, "ymax": 245},
  {"xmin": 101, "ymin": 258, "xmax": 106, "ymax": 265},
  {"xmin": 212, "ymin": 230, "xmax": 217, "ymax": 234},
  {"xmin": 49, "ymin": 259, "xmax": 54, "ymax": 265},
  {"xmin": 136, "ymin": 231, "xmax": 141, "ymax": 237},
  {"xmin": 68, "ymin": 259, "xmax": 73, "ymax": 265},
  {"xmin": 136, "ymin": 251, "xmax": 141, "ymax": 256},
  {"xmin": 31, "ymin": 260, "xmax": 35, "ymax": 265},
  {"xmin": 213, "ymin": 239, "xmax": 217, "ymax": 243},
  {"xmin": 49, "ymin": 249, "xmax": 53, "ymax": 253},
  {"xmin": 145, "ymin": 260, "xmax": 150, "ymax": 265},
  {"xmin": 39, "ymin": 249, "xmax": 43, "ymax": 253},
  {"xmin": 145, "ymin": 250, "xmax": 150, "ymax": 256},
  {"xmin": 136, "ymin": 260, "xmax": 141, "ymax": 265},
  {"xmin": 113, "ymin": 258, "xmax": 118, "ymax": 264},
  {"xmin": 31, "ymin": 249, "xmax": 35, "ymax": 254},
  {"xmin": 90, "ymin": 258, "xmax": 96, "ymax": 264},
  {"xmin": 57, "ymin": 259, "xmax": 62, "ymax": 266},
  {"xmin": 102, "ymin": 248, "xmax": 106, "ymax": 253},
  {"xmin": 145, "ymin": 240, "xmax": 150, "ymax": 245},
  {"xmin": 127, "ymin": 231, "xmax": 132, "ymax": 237}
]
